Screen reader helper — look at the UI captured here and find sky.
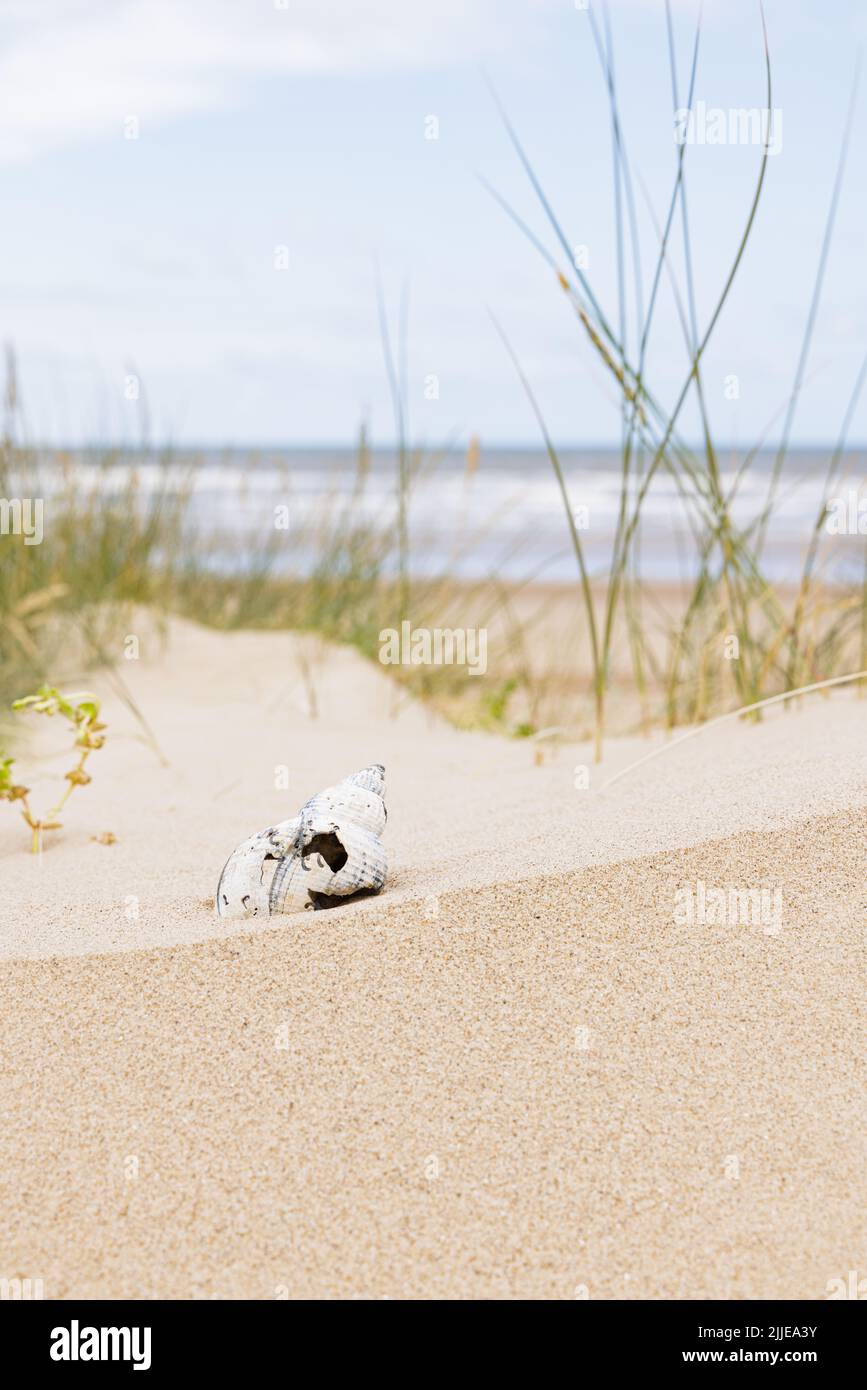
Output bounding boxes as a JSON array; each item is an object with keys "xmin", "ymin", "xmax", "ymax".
[{"xmin": 0, "ymin": 0, "xmax": 865, "ymax": 448}]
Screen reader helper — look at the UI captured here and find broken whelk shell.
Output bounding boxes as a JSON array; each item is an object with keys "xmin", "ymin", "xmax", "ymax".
[
  {"xmin": 215, "ymin": 764, "xmax": 387, "ymax": 919},
  {"xmin": 214, "ymin": 817, "xmax": 300, "ymax": 919},
  {"xmin": 269, "ymin": 814, "xmax": 387, "ymax": 914}
]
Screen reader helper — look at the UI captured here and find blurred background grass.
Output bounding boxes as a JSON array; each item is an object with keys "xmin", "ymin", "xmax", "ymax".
[{"xmin": 1, "ymin": 356, "xmax": 863, "ymax": 759}]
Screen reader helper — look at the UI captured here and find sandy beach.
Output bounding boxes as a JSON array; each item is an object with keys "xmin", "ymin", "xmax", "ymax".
[{"xmin": 1, "ymin": 618, "xmax": 865, "ymax": 1299}]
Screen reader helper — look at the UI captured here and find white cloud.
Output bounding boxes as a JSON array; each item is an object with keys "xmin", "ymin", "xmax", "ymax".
[{"xmin": 0, "ymin": 0, "xmax": 495, "ymax": 162}]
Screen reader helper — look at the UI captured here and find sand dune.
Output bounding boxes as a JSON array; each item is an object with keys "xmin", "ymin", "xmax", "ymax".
[
  {"xmin": 2, "ymin": 617, "xmax": 863, "ymax": 959},
  {"xmin": 1, "ymin": 620, "xmax": 864, "ymax": 1297}
]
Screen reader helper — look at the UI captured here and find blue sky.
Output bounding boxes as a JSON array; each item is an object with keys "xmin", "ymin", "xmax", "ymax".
[{"xmin": 1, "ymin": 0, "xmax": 865, "ymax": 447}]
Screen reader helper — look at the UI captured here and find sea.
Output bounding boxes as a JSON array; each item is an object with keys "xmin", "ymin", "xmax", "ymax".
[{"xmin": 31, "ymin": 446, "xmax": 867, "ymax": 585}]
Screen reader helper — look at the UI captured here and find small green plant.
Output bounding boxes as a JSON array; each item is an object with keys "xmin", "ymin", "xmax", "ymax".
[{"xmin": 0, "ymin": 686, "xmax": 107, "ymax": 853}]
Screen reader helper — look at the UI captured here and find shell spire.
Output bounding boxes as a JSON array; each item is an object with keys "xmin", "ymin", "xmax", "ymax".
[
  {"xmin": 344, "ymin": 763, "xmax": 385, "ymax": 795},
  {"xmin": 215, "ymin": 765, "xmax": 387, "ymax": 919}
]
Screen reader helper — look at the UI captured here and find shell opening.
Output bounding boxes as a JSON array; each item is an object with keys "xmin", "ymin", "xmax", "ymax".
[{"xmin": 302, "ymin": 829, "xmax": 347, "ymax": 873}]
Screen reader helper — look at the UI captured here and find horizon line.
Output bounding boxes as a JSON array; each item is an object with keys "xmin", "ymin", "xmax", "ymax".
[{"xmin": 15, "ymin": 439, "xmax": 867, "ymax": 455}]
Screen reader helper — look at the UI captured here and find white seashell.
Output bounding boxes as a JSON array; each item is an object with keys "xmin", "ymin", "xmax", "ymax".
[
  {"xmin": 215, "ymin": 765, "xmax": 387, "ymax": 919},
  {"xmin": 214, "ymin": 817, "xmax": 300, "ymax": 919}
]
